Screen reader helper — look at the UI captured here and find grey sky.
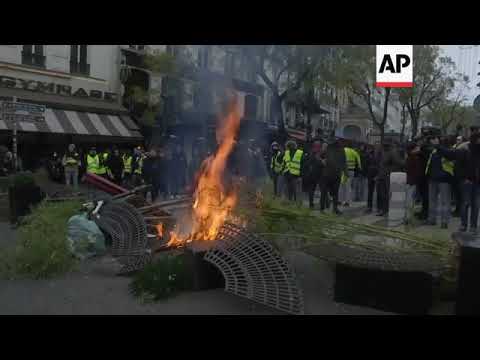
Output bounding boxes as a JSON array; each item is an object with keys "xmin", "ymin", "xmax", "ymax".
[{"xmin": 440, "ymin": 45, "xmax": 479, "ymax": 103}]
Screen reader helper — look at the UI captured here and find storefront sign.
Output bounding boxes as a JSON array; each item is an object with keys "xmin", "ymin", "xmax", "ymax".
[{"xmin": 0, "ymin": 75, "xmax": 118, "ymax": 102}]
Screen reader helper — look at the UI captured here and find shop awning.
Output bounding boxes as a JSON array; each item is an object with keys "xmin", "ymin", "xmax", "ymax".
[
  {"xmin": 0, "ymin": 108, "xmax": 142, "ymax": 140},
  {"xmin": 287, "ymin": 128, "xmax": 306, "ymax": 142}
]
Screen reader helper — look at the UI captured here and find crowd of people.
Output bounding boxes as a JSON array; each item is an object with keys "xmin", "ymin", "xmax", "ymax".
[
  {"xmin": 267, "ymin": 135, "xmax": 404, "ymax": 216},
  {"xmin": 42, "ymin": 142, "xmax": 193, "ymax": 202},
  {"xmin": 4, "ymin": 124, "xmax": 480, "ymax": 234},
  {"xmin": 267, "ymin": 125, "xmax": 480, "ymax": 234},
  {"xmin": 404, "ymin": 126, "xmax": 480, "ymax": 233}
]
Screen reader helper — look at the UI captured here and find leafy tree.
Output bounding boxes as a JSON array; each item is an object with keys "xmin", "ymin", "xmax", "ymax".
[
  {"xmin": 396, "ymin": 45, "xmax": 457, "ymax": 138},
  {"xmin": 239, "ymin": 45, "xmax": 318, "ymax": 134},
  {"xmin": 338, "ymin": 45, "xmax": 394, "ymax": 143}
]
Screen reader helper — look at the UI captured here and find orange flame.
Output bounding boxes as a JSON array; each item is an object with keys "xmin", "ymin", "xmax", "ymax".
[
  {"xmin": 156, "ymin": 223, "xmax": 163, "ymax": 238},
  {"xmin": 168, "ymin": 95, "xmax": 242, "ymax": 246}
]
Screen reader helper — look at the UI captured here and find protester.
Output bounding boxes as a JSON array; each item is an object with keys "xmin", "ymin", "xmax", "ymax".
[
  {"xmin": 451, "ymin": 135, "xmax": 464, "ymax": 217},
  {"xmin": 131, "ymin": 146, "xmax": 145, "ymax": 188},
  {"xmin": 283, "ymin": 140, "xmax": 304, "ymax": 202},
  {"xmin": 342, "ymin": 144, "xmax": 362, "ymax": 207},
  {"xmin": 375, "ymin": 142, "xmax": 404, "ymax": 217},
  {"xmin": 170, "ymin": 143, "xmax": 187, "ymax": 198},
  {"xmin": 436, "ymin": 133, "xmax": 480, "ymax": 233},
  {"xmin": 107, "ymin": 147, "xmax": 124, "ymax": 186},
  {"xmin": 424, "ymin": 135, "xmax": 454, "ymax": 229},
  {"xmin": 122, "ymin": 149, "xmax": 133, "ymax": 188},
  {"xmin": 404, "ymin": 142, "xmax": 423, "ymax": 224},
  {"xmin": 303, "ymin": 141, "xmax": 324, "ymax": 209},
  {"xmin": 62, "ymin": 144, "xmax": 81, "ymax": 190},
  {"xmin": 320, "ymin": 137, "xmax": 346, "ymax": 215},
  {"xmin": 364, "ymin": 145, "xmax": 378, "ymax": 214},
  {"xmin": 86, "ymin": 147, "xmax": 100, "ymax": 176},
  {"xmin": 142, "ymin": 149, "xmax": 158, "ymax": 202},
  {"xmin": 2, "ymin": 151, "xmax": 15, "ymax": 176},
  {"xmin": 269, "ymin": 141, "xmax": 284, "ymax": 197}
]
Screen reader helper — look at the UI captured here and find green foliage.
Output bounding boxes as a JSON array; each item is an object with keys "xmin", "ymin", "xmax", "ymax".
[
  {"xmin": 0, "ymin": 200, "xmax": 81, "ymax": 279},
  {"xmin": 9, "ymin": 171, "xmax": 35, "ymax": 187},
  {"xmin": 143, "ymin": 53, "xmax": 176, "ymax": 74},
  {"xmin": 129, "ymin": 252, "xmax": 193, "ymax": 302}
]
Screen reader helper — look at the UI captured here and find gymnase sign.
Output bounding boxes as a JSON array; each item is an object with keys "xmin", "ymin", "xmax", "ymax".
[{"xmin": 0, "ymin": 75, "xmax": 118, "ymax": 102}]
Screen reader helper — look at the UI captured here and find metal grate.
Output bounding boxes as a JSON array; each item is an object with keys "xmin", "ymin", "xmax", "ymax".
[
  {"xmin": 303, "ymin": 243, "xmax": 444, "ymax": 273},
  {"xmin": 204, "ymin": 223, "xmax": 304, "ymax": 315},
  {"xmin": 93, "ymin": 201, "xmax": 151, "ymax": 274}
]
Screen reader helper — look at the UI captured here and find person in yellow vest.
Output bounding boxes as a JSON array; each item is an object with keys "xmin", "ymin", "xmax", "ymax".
[
  {"xmin": 62, "ymin": 143, "xmax": 81, "ymax": 190},
  {"xmin": 270, "ymin": 141, "xmax": 284, "ymax": 197},
  {"xmin": 86, "ymin": 147, "xmax": 101, "ymax": 175},
  {"xmin": 283, "ymin": 140, "xmax": 304, "ymax": 202},
  {"xmin": 131, "ymin": 146, "xmax": 145, "ymax": 188},
  {"xmin": 96, "ymin": 149, "xmax": 111, "ymax": 180},
  {"xmin": 122, "ymin": 149, "xmax": 133, "ymax": 187},
  {"xmin": 425, "ymin": 135, "xmax": 455, "ymax": 229},
  {"xmin": 341, "ymin": 145, "xmax": 362, "ymax": 207}
]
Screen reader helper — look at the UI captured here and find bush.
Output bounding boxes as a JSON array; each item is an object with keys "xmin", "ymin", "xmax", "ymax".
[
  {"xmin": 0, "ymin": 200, "xmax": 82, "ymax": 279},
  {"xmin": 9, "ymin": 171, "xmax": 35, "ymax": 187},
  {"xmin": 129, "ymin": 252, "xmax": 193, "ymax": 302}
]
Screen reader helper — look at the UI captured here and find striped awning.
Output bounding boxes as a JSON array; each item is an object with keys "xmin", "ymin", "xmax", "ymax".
[{"xmin": 0, "ymin": 108, "xmax": 142, "ymax": 139}]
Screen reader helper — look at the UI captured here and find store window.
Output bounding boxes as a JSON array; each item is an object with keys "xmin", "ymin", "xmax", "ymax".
[
  {"xmin": 70, "ymin": 45, "xmax": 90, "ymax": 76},
  {"xmin": 21, "ymin": 45, "xmax": 45, "ymax": 67}
]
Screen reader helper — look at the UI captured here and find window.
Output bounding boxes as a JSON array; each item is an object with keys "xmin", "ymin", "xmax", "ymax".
[
  {"xmin": 70, "ymin": 45, "xmax": 90, "ymax": 76},
  {"xmin": 128, "ymin": 45, "xmax": 145, "ymax": 51},
  {"xmin": 21, "ymin": 45, "xmax": 45, "ymax": 67}
]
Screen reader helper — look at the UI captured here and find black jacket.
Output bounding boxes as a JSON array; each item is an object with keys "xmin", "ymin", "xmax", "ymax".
[
  {"xmin": 323, "ymin": 143, "xmax": 347, "ymax": 180},
  {"xmin": 425, "ymin": 145, "xmax": 453, "ymax": 183},
  {"xmin": 107, "ymin": 154, "xmax": 124, "ymax": 178},
  {"xmin": 302, "ymin": 153, "xmax": 324, "ymax": 185},
  {"xmin": 376, "ymin": 148, "xmax": 404, "ymax": 180},
  {"xmin": 364, "ymin": 151, "xmax": 378, "ymax": 179},
  {"xmin": 438, "ymin": 144, "xmax": 480, "ymax": 184}
]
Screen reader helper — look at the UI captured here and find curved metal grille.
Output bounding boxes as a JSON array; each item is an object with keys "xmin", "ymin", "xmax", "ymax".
[
  {"xmin": 93, "ymin": 201, "xmax": 151, "ymax": 273},
  {"xmin": 303, "ymin": 243, "xmax": 444, "ymax": 273},
  {"xmin": 204, "ymin": 223, "xmax": 304, "ymax": 315}
]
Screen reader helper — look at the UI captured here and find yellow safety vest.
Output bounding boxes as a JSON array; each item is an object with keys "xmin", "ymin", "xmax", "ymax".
[
  {"xmin": 123, "ymin": 155, "xmax": 132, "ymax": 174},
  {"xmin": 134, "ymin": 156, "xmax": 144, "ymax": 175},
  {"xmin": 97, "ymin": 153, "xmax": 109, "ymax": 175},
  {"xmin": 270, "ymin": 152, "xmax": 284, "ymax": 174},
  {"xmin": 425, "ymin": 149, "xmax": 454, "ymax": 176},
  {"xmin": 283, "ymin": 149, "xmax": 303, "ymax": 176},
  {"xmin": 65, "ymin": 152, "xmax": 79, "ymax": 166},
  {"xmin": 344, "ymin": 147, "xmax": 361, "ymax": 171},
  {"xmin": 86, "ymin": 154, "xmax": 100, "ymax": 174}
]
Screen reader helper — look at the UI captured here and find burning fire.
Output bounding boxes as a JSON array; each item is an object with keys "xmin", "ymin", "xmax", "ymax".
[
  {"xmin": 156, "ymin": 223, "xmax": 164, "ymax": 238},
  {"xmin": 166, "ymin": 96, "xmax": 242, "ymax": 247}
]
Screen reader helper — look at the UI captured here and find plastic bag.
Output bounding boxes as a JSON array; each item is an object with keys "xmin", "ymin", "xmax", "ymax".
[{"xmin": 67, "ymin": 213, "xmax": 106, "ymax": 260}]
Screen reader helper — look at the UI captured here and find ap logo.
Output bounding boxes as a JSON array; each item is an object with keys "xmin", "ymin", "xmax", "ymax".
[{"xmin": 376, "ymin": 45, "xmax": 413, "ymax": 88}]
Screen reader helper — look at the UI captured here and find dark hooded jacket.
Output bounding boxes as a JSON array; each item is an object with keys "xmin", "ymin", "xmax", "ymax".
[{"xmin": 323, "ymin": 142, "xmax": 347, "ymax": 180}]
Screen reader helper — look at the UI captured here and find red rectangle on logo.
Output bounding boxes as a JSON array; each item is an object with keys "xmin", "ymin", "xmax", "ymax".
[{"xmin": 376, "ymin": 82, "xmax": 413, "ymax": 88}]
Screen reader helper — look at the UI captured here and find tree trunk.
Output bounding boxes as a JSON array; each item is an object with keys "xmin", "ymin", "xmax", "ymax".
[
  {"xmin": 400, "ymin": 104, "xmax": 407, "ymax": 143},
  {"xmin": 379, "ymin": 124, "xmax": 385, "ymax": 144},
  {"xmin": 271, "ymin": 93, "xmax": 285, "ymax": 133},
  {"xmin": 410, "ymin": 109, "xmax": 419, "ymax": 138}
]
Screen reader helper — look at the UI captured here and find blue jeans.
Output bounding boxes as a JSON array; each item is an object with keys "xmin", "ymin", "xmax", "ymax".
[
  {"xmin": 461, "ymin": 182, "xmax": 480, "ymax": 229},
  {"xmin": 428, "ymin": 181, "xmax": 451, "ymax": 224}
]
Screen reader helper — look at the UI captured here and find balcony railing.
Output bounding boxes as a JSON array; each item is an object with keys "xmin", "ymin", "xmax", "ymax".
[{"xmin": 21, "ymin": 51, "xmax": 45, "ymax": 68}]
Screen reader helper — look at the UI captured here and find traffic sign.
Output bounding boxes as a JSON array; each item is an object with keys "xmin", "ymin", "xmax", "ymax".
[
  {"xmin": 2, "ymin": 101, "xmax": 45, "ymax": 115},
  {"xmin": 474, "ymin": 95, "xmax": 480, "ymax": 112},
  {"xmin": 1, "ymin": 113, "xmax": 45, "ymax": 123}
]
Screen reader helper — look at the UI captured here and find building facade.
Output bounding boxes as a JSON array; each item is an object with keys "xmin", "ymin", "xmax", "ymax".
[{"xmin": 0, "ymin": 45, "xmax": 142, "ymax": 169}]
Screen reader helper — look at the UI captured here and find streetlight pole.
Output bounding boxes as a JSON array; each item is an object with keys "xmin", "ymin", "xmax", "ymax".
[{"xmin": 12, "ymin": 96, "xmax": 18, "ymax": 173}]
